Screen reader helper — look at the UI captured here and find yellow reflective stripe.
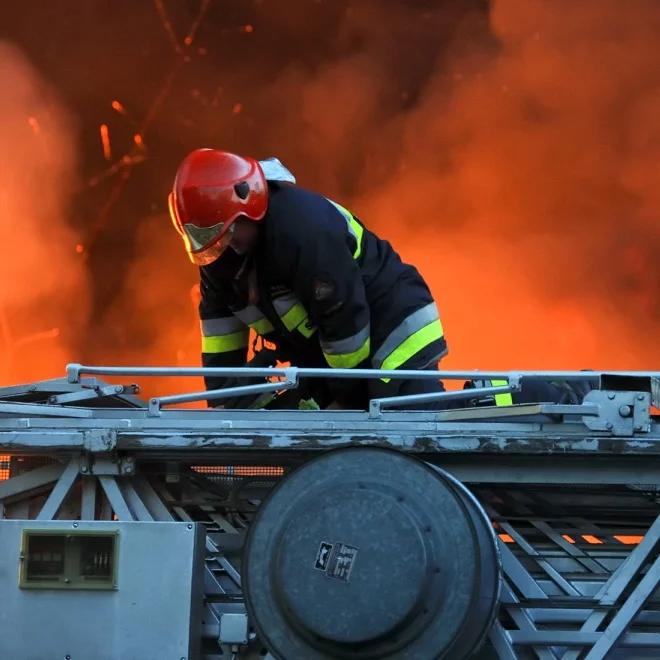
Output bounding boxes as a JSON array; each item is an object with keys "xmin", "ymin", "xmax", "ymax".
[
  {"xmin": 328, "ymin": 199, "xmax": 363, "ymax": 259},
  {"xmin": 324, "ymin": 336, "xmax": 371, "ymax": 369},
  {"xmin": 380, "ymin": 320, "xmax": 444, "ymax": 374},
  {"xmin": 250, "ymin": 318, "xmax": 275, "ymax": 335},
  {"xmin": 281, "ymin": 303, "xmax": 308, "ymax": 332},
  {"xmin": 298, "ymin": 319, "xmax": 317, "ymax": 338},
  {"xmin": 350, "ymin": 218, "xmax": 364, "ymax": 259},
  {"xmin": 491, "ymin": 379, "xmax": 513, "ymax": 406},
  {"xmin": 201, "ymin": 329, "xmax": 249, "ymax": 354}
]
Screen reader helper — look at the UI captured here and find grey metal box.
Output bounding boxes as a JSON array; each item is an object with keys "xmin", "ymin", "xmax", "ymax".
[{"xmin": 0, "ymin": 520, "xmax": 205, "ymax": 660}]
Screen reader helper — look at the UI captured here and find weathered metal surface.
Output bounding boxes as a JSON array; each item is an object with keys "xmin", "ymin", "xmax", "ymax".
[{"xmin": 0, "ymin": 366, "xmax": 658, "ymax": 659}]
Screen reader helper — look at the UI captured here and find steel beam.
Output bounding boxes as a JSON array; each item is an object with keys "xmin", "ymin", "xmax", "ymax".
[
  {"xmin": 119, "ymin": 479, "xmax": 153, "ymax": 521},
  {"xmin": 0, "ymin": 462, "xmax": 65, "ymax": 500},
  {"xmin": 98, "ymin": 476, "xmax": 134, "ymax": 521},
  {"xmin": 36, "ymin": 458, "xmax": 79, "ymax": 520},
  {"xmin": 80, "ymin": 476, "xmax": 96, "ymax": 520},
  {"xmin": 510, "ymin": 631, "xmax": 660, "ymax": 647},
  {"xmin": 584, "ymin": 553, "xmax": 660, "ymax": 659},
  {"xmin": 132, "ymin": 475, "xmax": 175, "ymax": 521},
  {"xmin": 561, "ymin": 514, "xmax": 660, "ymax": 660}
]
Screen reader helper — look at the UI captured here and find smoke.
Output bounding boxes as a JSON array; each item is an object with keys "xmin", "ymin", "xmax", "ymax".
[
  {"xmin": 318, "ymin": 0, "xmax": 660, "ymax": 369},
  {"xmin": 5, "ymin": 0, "xmax": 657, "ymax": 395},
  {"xmin": 383, "ymin": 0, "xmax": 660, "ymax": 369},
  {"xmin": 107, "ymin": 0, "xmax": 659, "ymax": 383},
  {"xmin": 0, "ymin": 42, "xmax": 88, "ymax": 384}
]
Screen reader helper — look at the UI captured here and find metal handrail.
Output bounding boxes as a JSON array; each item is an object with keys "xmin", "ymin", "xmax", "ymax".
[{"xmin": 65, "ymin": 364, "xmax": 659, "ymax": 417}]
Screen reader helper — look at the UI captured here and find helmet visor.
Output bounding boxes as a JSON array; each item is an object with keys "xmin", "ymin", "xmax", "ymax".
[{"xmin": 168, "ymin": 191, "xmax": 236, "ymax": 265}]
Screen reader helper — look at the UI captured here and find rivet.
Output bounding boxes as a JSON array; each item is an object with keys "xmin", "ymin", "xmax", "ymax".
[
  {"xmin": 618, "ymin": 405, "xmax": 631, "ymax": 417},
  {"xmin": 187, "ymin": 524, "xmax": 193, "ymax": 530},
  {"xmin": 607, "ymin": 392, "xmax": 615, "ymax": 400},
  {"xmin": 606, "ymin": 422, "xmax": 613, "ymax": 430}
]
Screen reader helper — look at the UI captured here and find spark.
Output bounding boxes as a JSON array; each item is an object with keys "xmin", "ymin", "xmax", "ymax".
[
  {"xmin": 153, "ymin": 0, "xmax": 183, "ymax": 54},
  {"xmin": 75, "ymin": 244, "xmax": 85, "ymax": 254},
  {"xmin": 13, "ymin": 328, "xmax": 60, "ymax": 349},
  {"xmin": 111, "ymin": 100, "xmax": 126, "ymax": 115},
  {"xmin": 183, "ymin": 0, "xmax": 211, "ymax": 47},
  {"xmin": 243, "ymin": 24, "xmax": 254, "ymax": 33},
  {"xmin": 99, "ymin": 123, "xmax": 112, "ymax": 160},
  {"xmin": 133, "ymin": 133, "xmax": 145, "ymax": 148},
  {"xmin": 27, "ymin": 116, "xmax": 40, "ymax": 135},
  {"xmin": 232, "ymin": 102, "xmax": 243, "ymax": 114}
]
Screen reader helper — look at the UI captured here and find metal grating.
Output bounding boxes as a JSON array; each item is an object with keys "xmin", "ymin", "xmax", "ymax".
[
  {"xmin": 191, "ymin": 465, "xmax": 284, "ymax": 477},
  {"xmin": 0, "ymin": 455, "xmax": 9, "ymax": 481}
]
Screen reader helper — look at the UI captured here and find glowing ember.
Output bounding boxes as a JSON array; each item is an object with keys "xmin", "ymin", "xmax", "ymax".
[
  {"xmin": 111, "ymin": 99, "xmax": 126, "ymax": 115},
  {"xmin": 232, "ymin": 102, "xmax": 242, "ymax": 114},
  {"xmin": 99, "ymin": 123, "xmax": 111, "ymax": 160},
  {"xmin": 75, "ymin": 244, "xmax": 84, "ymax": 254},
  {"xmin": 133, "ymin": 133, "xmax": 144, "ymax": 148},
  {"xmin": 244, "ymin": 24, "xmax": 254, "ymax": 33},
  {"xmin": 27, "ymin": 116, "xmax": 40, "ymax": 135}
]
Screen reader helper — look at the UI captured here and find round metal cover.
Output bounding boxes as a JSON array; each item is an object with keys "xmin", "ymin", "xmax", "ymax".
[{"xmin": 244, "ymin": 447, "xmax": 500, "ymax": 659}]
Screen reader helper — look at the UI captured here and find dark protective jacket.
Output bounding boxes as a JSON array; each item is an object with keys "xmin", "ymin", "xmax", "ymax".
[{"xmin": 198, "ymin": 182, "xmax": 447, "ymax": 403}]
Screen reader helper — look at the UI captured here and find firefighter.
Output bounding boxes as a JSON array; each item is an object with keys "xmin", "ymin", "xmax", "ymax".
[{"xmin": 168, "ymin": 148, "xmax": 447, "ymax": 409}]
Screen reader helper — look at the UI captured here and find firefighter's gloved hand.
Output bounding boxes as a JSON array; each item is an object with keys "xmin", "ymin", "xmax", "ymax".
[
  {"xmin": 217, "ymin": 348, "xmax": 279, "ymax": 409},
  {"xmin": 550, "ymin": 378, "xmax": 594, "ymax": 405}
]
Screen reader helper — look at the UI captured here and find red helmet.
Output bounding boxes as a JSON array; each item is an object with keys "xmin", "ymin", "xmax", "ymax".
[{"xmin": 168, "ymin": 149, "xmax": 268, "ymax": 265}]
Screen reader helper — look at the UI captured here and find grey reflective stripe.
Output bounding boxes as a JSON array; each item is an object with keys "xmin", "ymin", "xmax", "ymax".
[
  {"xmin": 234, "ymin": 305, "xmax": 266, "ymax": 326},
  {"xmin": 259, "ymin": 157, "xmax": 296, "ymax": 183},
  {"xmin": 272, "ymin": 293, "xmax": 298, "ymax": 316},
  {"xmin": 200, "ymin": 316, "xmax": 245, "ymax": 337},
  {"xmin": 372, "ymin": 302, "xmax": 441, "ymax": 368},
  {"xmin": 320, "ymin": 323, "xmax": 371, "ymax": 356}
]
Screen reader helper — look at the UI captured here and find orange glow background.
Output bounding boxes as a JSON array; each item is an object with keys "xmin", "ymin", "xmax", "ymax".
[{"xmin": 0, "ymin": 0, "xmax": 658, "ymax": 404}]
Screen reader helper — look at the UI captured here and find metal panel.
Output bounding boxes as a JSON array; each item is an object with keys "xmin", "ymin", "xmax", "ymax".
[{"xmin": 0, "ymin": 520, "xmax": 204, "ymax": 660}]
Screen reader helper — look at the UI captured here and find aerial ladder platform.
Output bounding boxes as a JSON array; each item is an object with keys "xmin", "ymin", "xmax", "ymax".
[{"xmin": 0, "ymin": 364, "xmax": 658, "ymax": 659}]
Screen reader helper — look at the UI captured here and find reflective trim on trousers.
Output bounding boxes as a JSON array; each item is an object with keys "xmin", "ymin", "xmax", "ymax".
[
  {"xmin": 201, "ymin": 329, "xmax": 249, "ymax": 354},
  {"xmin": 372, "ymin": 303, "xmax": 443, "ymax": 369},
  {"xmin": 201, "ymin": 316, "xmax": 245, "ymax": 336}
]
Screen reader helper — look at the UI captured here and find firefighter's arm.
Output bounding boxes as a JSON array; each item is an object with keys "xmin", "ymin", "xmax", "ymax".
[
  {"xmin": 198, "ymin": 271, "xmax": 249, "ymax": 395},
  {"xmin": 289, "ymin": 211, "xmax": 371, "ymax": 370}
]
